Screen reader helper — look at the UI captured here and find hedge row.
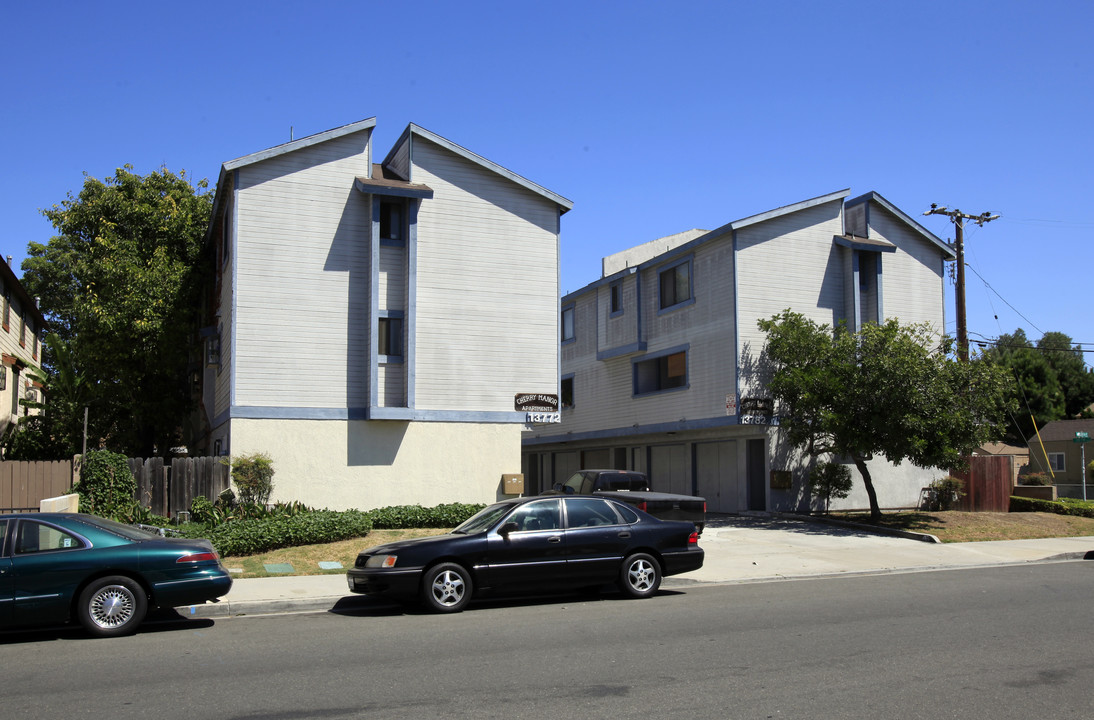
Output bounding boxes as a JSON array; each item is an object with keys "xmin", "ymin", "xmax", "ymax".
[
  {"xmin": 1009, "ymin": 496, "xmax": 1094, "ymax": 519},
  {"xmin": 180, "ymin": 502, "xmax": 486, "ymax": 557}
]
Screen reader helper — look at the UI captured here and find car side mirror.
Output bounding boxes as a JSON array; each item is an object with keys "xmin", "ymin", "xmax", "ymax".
[{"xmin": 499, "ymin": 522, "xmax": 519, "ymax": 537}]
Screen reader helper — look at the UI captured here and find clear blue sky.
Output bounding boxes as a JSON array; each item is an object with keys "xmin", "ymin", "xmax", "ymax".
[{"xmin": 3, "ymin": 1, "xmax": 1091, "ymax": 361}]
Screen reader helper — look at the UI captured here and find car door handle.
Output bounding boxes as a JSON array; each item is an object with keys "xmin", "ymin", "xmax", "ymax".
[
  {"xmin": 618, "ymin": 532, "xmax": 631, "ymax": 538},
  {"xmin": 548, "ymin": 536, "xmax": 562, "ymax": 543}
]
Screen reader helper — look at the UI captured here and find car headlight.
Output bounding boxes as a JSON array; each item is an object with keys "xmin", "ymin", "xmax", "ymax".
[{"xmin": 365, "ymin": 554, "xmax": 398, "ymax": 568}]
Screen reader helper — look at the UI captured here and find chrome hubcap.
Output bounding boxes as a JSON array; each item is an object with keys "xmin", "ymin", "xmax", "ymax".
[
  {"xmin": 628, "ymin": 560, "xmax": 655, "ymax": 591},
  {"xmin": 431, "ymin": 570, "xmax": 466, "ymax": 607},
  {"xmin": 90, "ymin": 586, "xmax": 135, "ymax": 628}
]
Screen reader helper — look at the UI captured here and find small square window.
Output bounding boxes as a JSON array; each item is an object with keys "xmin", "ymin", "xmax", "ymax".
[{"xmin": 1048, "ymin": 453, "xmax": 1065, "ymax": 472}]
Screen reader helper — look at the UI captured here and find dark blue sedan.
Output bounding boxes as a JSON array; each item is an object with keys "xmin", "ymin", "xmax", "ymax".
[
  {"xmin": 347, "ymin": 495, "xmax": 704, "ymax": 612},
  {"xmin": 0, "ymin": 512, "xmax": 233, "ymax": 637}
]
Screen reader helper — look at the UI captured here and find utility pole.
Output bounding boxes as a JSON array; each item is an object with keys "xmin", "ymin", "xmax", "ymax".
[{"xmin": 923, "ymin": 204, "xmax": 999, "ymax": 361}]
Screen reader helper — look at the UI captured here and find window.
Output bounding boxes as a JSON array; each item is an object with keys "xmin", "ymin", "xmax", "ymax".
[
  {"xmin": 380, "ymin": 201, "xmax": 403, "ymax": 245},
  {"xmin": 378, "ymin": 314, "xmax": 403, "ymax": 360},
  {"xmin": 659, "ymin": 259, "xmax": 691, "ymax": 310},
  {"xmin": 506, "ymin": 499, "xmax": 561, "ymax": 532},
  {"xmin": 561, "ymin": 305, "xmax": 575, "ymax": 343},
  {"xmin": 561, "ymin": 375, "xmax": 574, "ymax": 409},
  {"xmin": 1049, "ymin": 453, "xmax": 1065, "ymax": 472},
  {"xmin": 564, "ymin": 497, "xmax": 621, "ymax": 528},
  {"xmin": 18, "ymin": 311, "xmax": 25, "ymax": 348},
  {"xmin": 610, "ymin": 281, "xmax": 623, "ymax": 316},
  {"xmin": 15, "ymin": 521, "xmax": 84, "ymax": 554},
  {"xmin": 2, "ymin": 290, "xmax": 8, "ymax": 330},
  {"xmin": 10, "ymin": 366, "xmax": 19, "ymax": 415},
  {"xmin": 634, "ymin": 350, "xmax": 687, "ymax": 395}
]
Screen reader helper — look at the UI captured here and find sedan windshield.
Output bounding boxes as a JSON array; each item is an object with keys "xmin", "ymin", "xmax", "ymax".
[{"xmin": 452, "ymin": 503, "xmax": 512, "ymax": 534}]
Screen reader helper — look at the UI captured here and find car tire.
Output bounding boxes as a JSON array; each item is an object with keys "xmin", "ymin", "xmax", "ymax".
[
  {"xmin": 77, "ymin": 575, "xmax": 148, "ymax": 638},
  {"xmin": 422, "ymin": 563, "xmax": 473, "ymax": 613},
  {"xmin": 618, "ymin": 553, "xmax": 661, "ymax": 598}
]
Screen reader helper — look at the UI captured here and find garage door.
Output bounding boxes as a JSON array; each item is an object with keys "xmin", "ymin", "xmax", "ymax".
[
  {"xmin": 695, "ymin": 440, "xmax": 740, "ymax": 514},
  {"xmin": 649, "ymin": 444, "xmax": 688, "ymax": 495}
]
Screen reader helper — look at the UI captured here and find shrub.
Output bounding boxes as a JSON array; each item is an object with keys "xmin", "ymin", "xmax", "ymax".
[
  {"xmin": 926, "ymin": 476, "xmax": 965, "ymax": 511},
  {"xmin": 72, "ymin": 450, "xmax": 139, "ymax": 521},
  {"xmin": 190, "ymin": 495, "xmax": 216, "ymax": 524},
  {"xmin": 1010, "ymin": 496, "xmax": 1094, "ymax": 518},
  {"xmin": 808, "ymin": 462, "xmax": 853, "ymax": 514},
  {"xmin": 223, "ymin": 452, "xmax": 275, "ymax": 506},
  {"xmin": 1018, "ymin": 472, "xmax": 1052, "ymax": 486},
  {"xmin": 187, "ymin": 510, "xmax": 374, "ymax": 557},
  {"xmin": 368, "ymin": 502, "xmax": 485, "ymax": 529}
]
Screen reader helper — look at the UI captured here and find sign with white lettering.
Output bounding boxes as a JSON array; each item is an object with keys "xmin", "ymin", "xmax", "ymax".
[{"xmin": 515, "ymin": 393, "xmax": 559, "ymax": 413}]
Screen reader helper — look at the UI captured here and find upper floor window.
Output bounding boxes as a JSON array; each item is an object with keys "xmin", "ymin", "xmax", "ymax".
[
  {"xmin": 380, "ymin": 201, "xmax": 403, "ymax": 245},
  {"xmin": 633, "ymin": 349, "xmax": 687, "ymax": 396},
  {"xmin": 610, "ymin": 281, "xmax": 623, "ymax": 316},
  {"xmin": 561, "ymin": 305, "xmax": 575, "ymax": 344},
  {"xmin": 2, "ymin": 291, "xmax": 9, "ymax": 330},
  {"xmin": 658, "ymin": 258, "xmax": 692, "ymax": 311},
  {"xmin": 378, "ymin": 313, "xmax": 404, "ymax": 361},
  {"xmin": 561, "ymin": 375, "xmax": 574, "ymax": 409}
]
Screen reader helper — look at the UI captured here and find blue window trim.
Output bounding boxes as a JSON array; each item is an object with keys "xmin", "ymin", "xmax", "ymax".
[
  {"xmin": 656, "ymin": 255, "xmax": 695, "ymax": 315},
  {"xmin": 631, "ymin": 343, "xmax": 690, "ymax": 398},
  {"xmin": 561, "ymin": 303, "xmax": 576, "ymax": 345},
  {"xmin": 609, "ymin": 280, "xmax": 624, "ymax": 318}
]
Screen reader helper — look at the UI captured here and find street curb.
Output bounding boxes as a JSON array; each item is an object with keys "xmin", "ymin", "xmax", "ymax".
[{"xmin": 774, "ymin": 512, "xmax": 943, "ymax": 543}]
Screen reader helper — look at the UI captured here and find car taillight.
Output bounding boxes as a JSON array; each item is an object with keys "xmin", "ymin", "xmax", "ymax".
[
  {"xmin": 703, "ymin": 501, "xmax": 707, "ymax": 513},
  {"xmin": 688, "ymin": 531, "xmax": 699, "ymax": 546},
  {"xmin": 177, "ymin": 552, "xmax": 219, "ymax": 563},
  {"xmin": 636, "ymin": 501, "xmax": 647, "ymax": 512}
]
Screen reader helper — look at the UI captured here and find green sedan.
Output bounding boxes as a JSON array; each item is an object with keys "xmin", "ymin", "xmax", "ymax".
[{"xmin": 0, "ymin": 512, "xmax": 232, "ymax": 637}]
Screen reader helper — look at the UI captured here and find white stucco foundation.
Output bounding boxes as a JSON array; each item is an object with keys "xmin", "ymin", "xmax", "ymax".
[{"xmin": 229, "ymin": 418, "xmax": 524, "ymax": 511}]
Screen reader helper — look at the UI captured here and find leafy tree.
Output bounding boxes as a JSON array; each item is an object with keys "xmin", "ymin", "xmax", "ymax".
[
  {"xmin": 757, "ymin": 311, "xmax": 1014, "ymax": 519},
  {"xmin": 983, "ymin": 329, "xmax": 1094, "ymax": 443},
  {"xmin": 21, "ymin": 166, "xmax": 213, "ymax": 456}
]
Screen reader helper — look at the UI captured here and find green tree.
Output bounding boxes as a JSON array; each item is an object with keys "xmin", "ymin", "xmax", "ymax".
[
  {"xmin": 757, "ymin": 312, "xmax": 1014, "ymax": 519},
  {"xmin": 21, "ymin": 166, "xmax": 213, "ymax": 456},
  {"xmin": 984, "ymin": 329, "xmax": 1094, "ymax": 443}
]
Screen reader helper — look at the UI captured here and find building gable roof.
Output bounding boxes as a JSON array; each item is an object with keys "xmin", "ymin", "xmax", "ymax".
[
  {"xmin": 383, "ymin": 123, "xmax": 573, "ymax": 213},
  {"xmin": 222, "ymin": 117, "xmax": 377, "ymax": 172},
  {"xmin": 846, "ymin": 191, "xmax": 955, "ymax": 260}
]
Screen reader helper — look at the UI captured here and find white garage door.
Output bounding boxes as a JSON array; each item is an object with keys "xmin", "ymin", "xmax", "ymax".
[{"xmin": 695, "ymin": 440, "xmax": 740, "ymax": 514}]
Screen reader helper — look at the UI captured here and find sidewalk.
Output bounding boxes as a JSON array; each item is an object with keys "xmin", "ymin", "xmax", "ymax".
[{"xmin": 181, "ymin": 515, "xmax": 1094, "ymax": 620}]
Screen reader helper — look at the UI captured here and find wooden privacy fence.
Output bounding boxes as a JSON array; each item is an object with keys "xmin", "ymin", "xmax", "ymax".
[
  {"xmin": 1, "ymin": 457, "xmax": 230, "ymax": 517},
  {"xmin": 0, "ymin": 460, "xmax": 73, "ymax": 512},
  {"xmin": 953, "ymin": 455, "xmax": 1014, "ymax": 512},
  {"xmin": 129, "ymin": 457, "xmax": 231, "ymax": 518}
]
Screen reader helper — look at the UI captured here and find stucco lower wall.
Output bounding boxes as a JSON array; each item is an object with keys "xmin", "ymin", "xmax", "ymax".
[{"xmin": 230, "ymin": 418, "xmax": 523, "ymax": 510}]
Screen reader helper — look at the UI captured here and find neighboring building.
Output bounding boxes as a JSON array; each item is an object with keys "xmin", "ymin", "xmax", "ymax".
[
  {"xmin": 523, "ymin": 190, "xmax": 956, "ymax": 514},
  {"xmin": 1025, "ymin": 419, "xmax": 1094, "ymax": 499},
  {"xmin": 974, "ymin": 442, "xmax": 1029, "ymax": 485},
  {"xmin": 193, "ymin": 118, "xmax": 572, "ymax": 510},
  {"xmin": 0, "ymin": 257, "xmax": 47, "ymax": 441}
]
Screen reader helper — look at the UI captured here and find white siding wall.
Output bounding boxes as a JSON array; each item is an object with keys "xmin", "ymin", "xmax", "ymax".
[
  {"xmin": 556, "ymin": 233, "xmax": 737, "ymax": 436},
  {"xmin": 736, "ymin": 199, "xmax": 846, "ymax": 396},
  {"xmin": 412, "ymin": 138, "xmax": 560, "ymax": 411},
  {"xmin": 378, "ymin": 245, "xmax": 405, "ymax": 311},
  {"xmin": 867, "ymin": 205, "xmax": 947, "ymax": 331},
  {"xmin": 232, "ymin": 129, "xmax": 373, "ymax": 410}
]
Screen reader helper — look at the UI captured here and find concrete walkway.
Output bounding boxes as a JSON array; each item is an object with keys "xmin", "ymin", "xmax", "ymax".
[{"xmin": 182, "ymin": 515, "xmax": 1094, "ymax": 620}]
